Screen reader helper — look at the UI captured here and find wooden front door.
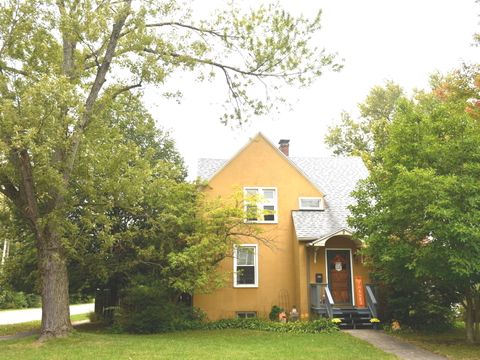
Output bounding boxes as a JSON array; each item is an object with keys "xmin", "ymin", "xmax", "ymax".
[{"xmin": 327, "ymin": 250, "xmax": 352, "ymax": 304}]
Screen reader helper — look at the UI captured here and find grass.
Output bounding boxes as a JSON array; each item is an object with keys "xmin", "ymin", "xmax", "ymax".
[
  {"xmin": 0, "ymin": 313, "xmax": 89, "ymax": 337},
  {"xmin": 392, "ymin": 322, "xmax": 480, "ymax": 360},
  {"xmin": 0, "ymin": 326, "xmax": 396, "ymax": 360}
]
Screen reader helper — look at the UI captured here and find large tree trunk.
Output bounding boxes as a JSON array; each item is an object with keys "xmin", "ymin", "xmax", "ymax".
[{"xmin": 38, "ymin": 228, "xmax": 72, "ymax": 340}]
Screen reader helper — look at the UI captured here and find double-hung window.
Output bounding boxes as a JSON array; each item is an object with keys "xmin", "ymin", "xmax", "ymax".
[
  {"xmin": 244, "ymin": 187, "xmax": 278, "ymax": 223},
  {"xmin": 234, "ymin": 244, "xmax": 258, "ymax": 287}
]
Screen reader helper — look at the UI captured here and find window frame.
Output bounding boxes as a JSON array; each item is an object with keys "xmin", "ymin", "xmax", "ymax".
[
  {"xmin": 236, "ymin": 311, "xmax": 257, "ymax": 319},
  {"xmin": 233, "ymin": 244, "xmax": 259, "ymax": 288},
  {"xmin": 299, "ymin": 196, "xmax": 324, "ymax": 211},
  {"xmin": 244, "ymin": 187, "xmax": 278, "ymax": 223}
]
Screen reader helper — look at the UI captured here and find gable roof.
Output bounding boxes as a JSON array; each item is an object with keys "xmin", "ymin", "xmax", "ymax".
[
  {"xmin": 198, "ymin": 133, "xmax": 326, "ymax": 195},
  {"xmin": 197, "ymin": 135, "xmax": 368, "ymax": 243}
]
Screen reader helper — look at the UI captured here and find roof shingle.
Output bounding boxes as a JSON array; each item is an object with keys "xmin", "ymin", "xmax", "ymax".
[{"xmin": 197, "ymin": 156, "xmax": 368, "ymax": 241}]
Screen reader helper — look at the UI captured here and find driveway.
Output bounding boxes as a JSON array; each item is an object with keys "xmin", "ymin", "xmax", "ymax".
[{"xmin": 0, "ymin": 303, "xmax": 94, "ymax": 325}]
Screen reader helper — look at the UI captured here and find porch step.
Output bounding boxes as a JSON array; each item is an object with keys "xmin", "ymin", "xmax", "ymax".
[{"xmin": 334, "ymin": 307, "xmax": 374, "ymax": 329}]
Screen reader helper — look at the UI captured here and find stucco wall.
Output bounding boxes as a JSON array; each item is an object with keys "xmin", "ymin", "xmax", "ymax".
[{"xmin": 194, "ymin": 135, "xmax": 322, "ymax": 320}]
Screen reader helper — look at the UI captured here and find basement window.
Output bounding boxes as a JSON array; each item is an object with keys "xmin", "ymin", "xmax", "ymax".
[{"xmin": 236, "ymin": 311, "xmax": 257, "ymax": 319}]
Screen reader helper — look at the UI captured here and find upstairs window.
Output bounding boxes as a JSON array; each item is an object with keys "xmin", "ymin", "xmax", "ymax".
[
  {"xmin": 244, "ymin": 187, "xmax": 278, "ymax": 223},
  {"xmin": 234, "ymin": 245, "xmax": 258, "ymax": 287},
  {"xmin": 299, "ymin": 197, "xmax": 324, "ymax": 210}
]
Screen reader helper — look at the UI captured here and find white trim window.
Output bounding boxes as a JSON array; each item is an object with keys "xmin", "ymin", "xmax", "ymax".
[
  {"xmin": 233, "ymin": 244, "xmax": 258, "ymax": 287},
  {"xmin": 244, "ymin": 187, "xmax": 278, "ymax": 223},
  {"xmin": 299, "ymin": 197, "xmax": 324, "ymax": 210},
  {"xmin": 236, "ymin": 311, "xmax": 257, "ymax": 319}
]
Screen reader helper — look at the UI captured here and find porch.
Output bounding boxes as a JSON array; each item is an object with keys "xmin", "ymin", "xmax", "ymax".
[{"xmin": 309, "ymin": 282, "xmax": 378, "ymax": 329}]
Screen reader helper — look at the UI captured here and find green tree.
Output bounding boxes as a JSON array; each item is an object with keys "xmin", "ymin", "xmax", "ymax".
[
  {"xmin": 350, "ymin": 66, "xmax": 480, "ymax": 342},
  {"xmin": 0, "ymin": 1, "xmax": 337, "ymax": 338},
  {"xmin": 325, "ymin": 81, "xmax": 404, "ymax": 164}
]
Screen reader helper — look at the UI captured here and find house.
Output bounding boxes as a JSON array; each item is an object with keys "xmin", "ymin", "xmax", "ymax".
[{"xmin": 194, "ymin": 133, "xmax": 377, "ymax": 327}]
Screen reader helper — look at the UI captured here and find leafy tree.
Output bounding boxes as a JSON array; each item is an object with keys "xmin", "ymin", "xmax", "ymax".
[
  {"xmin": 325, "ymin": 81, "xmax": 404, "ymax": 164},
  {"xmin": 0, "ymin": 1, "xmax": 338, "ymax": 338},
  {"xmin": 350, "ymin": 66, "xmax": 480, "ymax": 342}
]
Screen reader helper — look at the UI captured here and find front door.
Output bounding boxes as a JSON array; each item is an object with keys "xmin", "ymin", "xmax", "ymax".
[{"xmin": 327, "ymin": 250, "xmax": 352, "ymax": 305}]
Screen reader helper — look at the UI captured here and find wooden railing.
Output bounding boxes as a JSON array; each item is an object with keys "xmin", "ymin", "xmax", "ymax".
[
  {"xmin": 310, "ymin": 283, "xmax": 326, "ymax": 309},
  {"xmin": 365, "ymin": 284, "xmax": 378, "ymax": 318},
  {"xmin": 324, "ymin": 286, "xmax": 334, "ymax": 319},
  {"xmin": 310, "ymin": 283, "xmax": 335, "ymax": 318}
]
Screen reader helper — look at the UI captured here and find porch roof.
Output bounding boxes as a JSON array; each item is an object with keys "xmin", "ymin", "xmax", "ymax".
[
  {"xmin": 292, "ymin": 210, "xmax": 362, "ymax": 247},
  {"xmin": 292, "ymin": 210, "xmax": 344, "ymax": 240}
]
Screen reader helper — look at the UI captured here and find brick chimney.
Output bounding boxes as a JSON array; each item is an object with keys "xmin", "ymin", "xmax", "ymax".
[{"xmin": 278, "ymin": 139, "xmax": 290, "ymax": 156}]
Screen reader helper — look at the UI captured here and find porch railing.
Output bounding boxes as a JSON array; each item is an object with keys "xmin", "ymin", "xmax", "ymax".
[
  {"xmin": 309, "ymin": 283, "xmax": 334, "ymax": 318},
  {"xmin": 324, "ymin": 286, "xmax": 334, "ymax": 319},
  {"xmin": 310, "ymin": 283, "xmax": 326, "ymax": 309},
  {"xmin": 365, "ymin": 284, "xmax": 378, "ymax": 318}
]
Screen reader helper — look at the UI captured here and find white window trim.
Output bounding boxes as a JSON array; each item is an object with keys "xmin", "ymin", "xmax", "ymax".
[
  {"xmin": 244, "ymin": 187, "xmax": 278, "ymax": 224},
  {"xmin": 299, "ymin": 196, "xmax": 324, "ymax": 210},
  {"xmin": 233, "ymin": 244, "xmax": 259, "ymax": 288},
  {"xmin": 236, "ymin": 311, "xmax": 257, "ymax": 319}
]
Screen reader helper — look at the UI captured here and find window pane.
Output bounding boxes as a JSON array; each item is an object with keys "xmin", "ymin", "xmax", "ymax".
[
  {"xmin": 237, "ymin": 247, "xmax": 255, "ymax": 265},
  {"xmin": 301, "ymin": 198, "xmax": 321, "ymax": 208},
  {"xmin": 246, "ymin": 205, "xmax": 258, "ymax": 221},
  {"xmin": 263, "ymin": 205, "xmax": 275, "ymax": 221},
  {"xmin": 237, "ymin": 266, "xmax": 255, "ymax": 284},
  {"xmin": 263, "ymin": 189, "xmax": 275, "ymax": 203},
  {"xmin": 246, "ymin": 189, "xmax": 258, "ymax": 196}
]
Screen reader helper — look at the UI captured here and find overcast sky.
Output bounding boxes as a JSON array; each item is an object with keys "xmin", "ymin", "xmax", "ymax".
[{"xmin": 144, "ymin": 0, "xmax": 479, "ymax": 179}]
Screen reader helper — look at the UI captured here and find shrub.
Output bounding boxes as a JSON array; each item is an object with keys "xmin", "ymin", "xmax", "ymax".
[
  {"xmin": 25, "ymin": 293, "xmax": 41, "ymax": 308},
  {"xmin": 202, "ymin": 318, "xmax": 338, "ymax": 333},
  {"xmin": 113, "ymin": 284, "xmax": 203, "ymax": 334},
  {"xmin": 269, "ymin": 305, "xmax": 283, "ymax": 321},
  {"xmin": 0, "ymin": 288, "xmax": 27, "ymax": 309}
]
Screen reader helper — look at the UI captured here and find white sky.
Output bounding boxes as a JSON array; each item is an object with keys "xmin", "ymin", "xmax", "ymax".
[{"xmin": 144, "ymin": 0, "xmax": 480, "ymax": 179}]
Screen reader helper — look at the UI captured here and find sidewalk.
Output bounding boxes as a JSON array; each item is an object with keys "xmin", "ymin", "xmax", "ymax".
[
  {"xmin": 344, "ymin": 329, "xmax": 447, "ymax": 360},
  {"xmin": 0, "ymin": 303, "xmax": 94, "ymax": 325}
]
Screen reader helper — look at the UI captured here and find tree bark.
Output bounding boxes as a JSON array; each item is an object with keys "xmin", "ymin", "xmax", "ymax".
[
  {"xmin": 465, "ymin": 292, "xmax": 475, "ymax": 344},
  {"xmin": 38, "ymin": 227, "xmax": 72, "ymax": 340},
  {"xmin": 474, "ymin": 292, "xmax": 480, "ymax": 343}
]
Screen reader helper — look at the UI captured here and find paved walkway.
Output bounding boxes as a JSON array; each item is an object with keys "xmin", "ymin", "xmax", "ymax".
[
  {"xmin": 0, "ymin": 303, "xmax": 94, "ymax": 325},
  {"xmin": 344, "ymin": 329, "xmax": 447, "ymax": 360}
]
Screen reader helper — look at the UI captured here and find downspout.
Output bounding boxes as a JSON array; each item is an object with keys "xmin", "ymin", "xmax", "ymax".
[{"xmin": 306, "ymin": 244, "xmax": 311, "ymax": 319}]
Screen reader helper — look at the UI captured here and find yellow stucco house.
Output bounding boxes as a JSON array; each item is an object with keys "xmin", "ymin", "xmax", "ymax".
[{"xmin": 194, "ymin": 133, "xmax": 377, "ymax": 328}]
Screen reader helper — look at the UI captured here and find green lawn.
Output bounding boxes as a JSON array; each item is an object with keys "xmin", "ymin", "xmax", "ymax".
[
  {"xmin": 1, "ymin": 327, "xmax": 396, "ymax": 360},
  {"xmin": 0, "ymin": 313, "xmax": 89, "ymax": 337},
  {"xmin": 393, "ymin": 323, "xmax": 480, "ymax": 360}
]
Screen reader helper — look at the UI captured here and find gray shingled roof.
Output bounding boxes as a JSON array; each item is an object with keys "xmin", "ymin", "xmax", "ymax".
[{"xmin": 197, "ymin": 156, "xmax": 368, "ymax": 242}]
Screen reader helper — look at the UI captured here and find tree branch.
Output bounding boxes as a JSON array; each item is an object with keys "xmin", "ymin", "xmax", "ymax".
[
  {"xmin": 0, "ymin": 65, "xmax": 29, "ymax": 77},
  {"xmin": 144, "ymin": 22, "xmax": 234, "ymax": 39},
  {"xmin": 63, "ymin": 0, "xmax": 132, "ymax": 184},
  {"xmin": 111, "ymin": 82, "xmax": 142, "ymax": 100},
  {"xmin": 143, "ymin": 48, "xmax": 306, "ymax": 78}
]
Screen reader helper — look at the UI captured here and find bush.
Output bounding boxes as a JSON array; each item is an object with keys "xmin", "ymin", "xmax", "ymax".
[
  {"xmin": 0, "ymin": 288, "xmax": 27, "ymax": 309},
  {"xmin": 269, "ymin": 305, "xmax": 283, "ymax": 321},
  {"xmin": 25, "ymin": 293, "xmax": 41, "ymax": 308},
  {"xmin": 113, "ymin": 284, "xmax": 203, "ymax": 334},
  {"xmin": 201, "ymin": 318, "xmax": 338, "ymax": 333}
]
